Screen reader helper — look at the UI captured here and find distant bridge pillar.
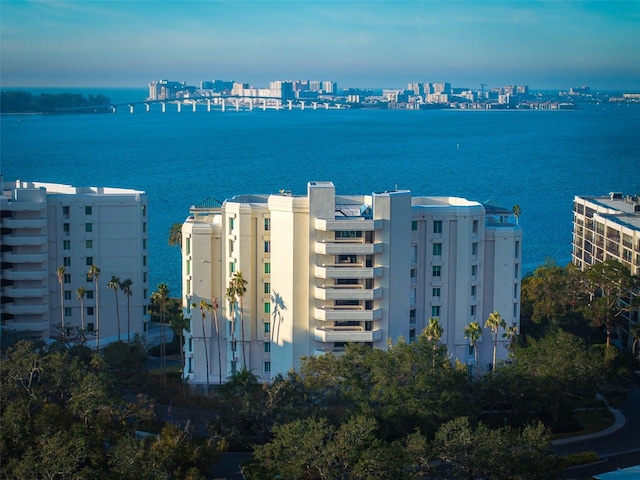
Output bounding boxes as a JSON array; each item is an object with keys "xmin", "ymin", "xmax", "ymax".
[
  {"xmin": 249, "ymin": 98, "xmax": 253, "ymax": 110},
  {"xmin": 287, "ymin": 100, "xmax": 292, "ymax": 110},
  {"xmin": 221, "ymin": 98, "xmax": 226, "ymax": 112},
  {"xmin": 161, "ymin": 102, "xmax": 166, "ymax": 113},
  {"xmin": 276, "ymin": 100, "xmax": 281, "ymax": 110},
  {"xmin": 312, "ymin": 102, "xmax": 317, "ymax": 110},
  {"xmin": 192, "ymin": 100, "xmax": 197, "ymax": 112},
  {"xmin": 128, "ymin": 104, "xmax": 134, "ymax": 114},
  {"xmin": 177, "ymin": 102, "xmax": 182, "ymax": 113},
  {"xmin": 324, "ymin": 103, "xmax": 329, "ymax": 109},
  {"xmin": 145, "ymin": 103, "xmax": 150, "ymax": 112},
  {"xmin": 111, "ymin": 106, "xmax": 117, "ymax": 113},
  {"xmin": 300, "ymin": 101, "xmax": 305, "ymax": 110},
  {"xmin": 207, "ymin": 99, "xmax": 212, "ymax": 112},
  {"xmin": 262, "ymin": 99, "xmax": 267, "ymax": 111},
  {"xmin": 235, "ymin": 98, "xmax": 240, "ymax": 111}
]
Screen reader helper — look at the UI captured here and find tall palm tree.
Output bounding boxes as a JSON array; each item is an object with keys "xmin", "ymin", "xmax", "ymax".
[
  {"xmin": 170, "ymin": 310, "xmax": 189, "ymax": 377},
  {"xmin": 87, "ymin": 264, "xmax": 100, "ymax": 350},
  {"xmin": 152, "ymin": 283, "xmax": 170, "ymax": 373},
  {"xmin": 424, "ymin": 317, "xmax": 444, "ymax": 368},
  {"xmin": 512, "ymin": 204, "xmax": 521, "ymax": 225},
  {"xmin": 485, "ymin": 310, "xmax": 506, "ymax": 371},
  {"xmin": 194, "ymin": 299, "xmax": 212, "ymax": 391},
  {"xmin": 120, "ymin": 278, "xmax": 133, "ymax": 342},
  {"xmin": 231, "ymin": 271, "xmax": 248, "ymax": 368},
  {"xmin": 108, "ymin": 275, "xmax": 121, "ymax": 341},
  {"xmin": 211, "ymin": 296, "xmax": 222, "ymax": 385},
  {"xmin": 76, "ymin": 287, "xmax": 86, "ymax": 344},
  {"xmin": 225, "ymin": 285, "xmax": 237, "ymax": 373},
  {"xmin": 464, "ymin": 321, "xmax": 482, "ymax": 381},
  {"xmin": 57, "ymin": 266, "xmax": 66, "ymax": 338},
  {"xmin": 503, "ymin": 324, "xmax": 519, "ymax": 360},
  {"xmin": 168, "ymin": 222, "xmax": 182, "ymax": 248}
]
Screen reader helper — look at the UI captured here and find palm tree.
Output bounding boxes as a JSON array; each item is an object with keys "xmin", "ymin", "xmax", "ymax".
[
  {"xmin": 485, "ymin": 310, "xmax": 506, "ymax": 370},
  {"xmin": 76, "ymin": 287, "xmax": 86, "ymax": 344},
  {"xmin": 211, "ymin": 295, "xmax": 223, "ymax": 385},
  {"xmin": 87, "ymin": 265, "xmax": 100, "ymax": 350},
  {"xmin": 512, "ymin": 204, "xmax": 521, "ymax": 225},
  {"xmin": 170, "ymin": 310, "xmax": 189, "ymax": 377},
  {"xmin": 424, "ymin": 317, "xmax": 444, "ymax": 368},
  {"xmin": 225, "ymin": 285, "xmax": 237, "ymax": 374},
  {"xmin": 108, "ymin": 275, "xmax": 121, "ymax": 341},
  {"xmin": 152, "ymin": 283, "xmax": 170, "ymax": 373},
  {"xmin": 231, "ymin": 271, "xmax": 248, "ymax": 368},
  {"xmin": 503, "ymin": 324, "xmax": 519, "ymax": 360},
  {"xmin": 57, "ymin": 266, "xmax": 66, "ymax": 338},
  {"xmin": 194, "ymin": 299, "xmax": 212, "ymax": 391},
  {"xmin": 168, "ymin": 222, "xmax": 182, "ymax": 248},
  {"xmin": 464, "ymin": 321, "xmax": 482, "ymax": 381},
  {"xmin": 120, "ymin": 278, "xmax": 133, "ymax": 342}
]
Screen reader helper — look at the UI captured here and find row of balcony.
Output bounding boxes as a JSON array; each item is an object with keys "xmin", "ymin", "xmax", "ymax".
[
  {"xmin": 2, "ymin": 217, "xmax": 47, "ymax": 229},
  {"xmin": 315, "ymin": 218, "xmax": 382, "ymax": 232},
  {"xmin": 314, "ymin": 306, "xmax": 382, "ymax": 321},
  {"xmin": 1, "ymin": 252, "xmax": 48, "ymax": 263},
  {"xmin": 1, "ymin": 269, "xmax": 48, "ymax": 281},
  {"xmin": 2, "ymin": 304, "xmax": 48, "ymax": 315},
  {"xmin": 315, "ymin": 265, "xmax": 383, "ymax": 279},
  {"xmin": 1, "ymin": 286, "xmax": 48, "ymax": 298},
  {"xmin": 314, "ymin": 285, "xmax": 382, "ymax": 301},
  {"xmin": 1, "ymin": 319, "xmax": 49, "ymax": 332},
  {"xmin": 314, "ymin": 326, "xmax": 382, "ymax": 343},
  {"xmin": 314, "ymin": 241, "xmax": 383, "ymax": 256}
]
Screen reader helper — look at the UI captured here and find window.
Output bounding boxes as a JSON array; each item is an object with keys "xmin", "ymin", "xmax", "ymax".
[
  {"xmin": 432, "ymin": 287, "xmax": 441, "ymax": 297},
  {"xmin": 86, "ymin": 290, "xmax": 94, "ymax": 299},
  {"xmin": 468, "ymin": 344, "xmax": 474, "ymax": 357},
  {"xmin": 472, "ymin": 220, "xmax": 479, "ymax": 235},
  {"xmin": 264, "ymin": 282, "xmax": 270, "ymax": 294},
  {"xmin": 87, "ymin": 322, "xmax": 94, "ymax": 332},
  {"xmin": 264, "ymin": 218, "xmax": 270, "ymax": 231},
  {"xmin": 514, "ymin": 283, "xmax": 519, "ymax": 298},
  {"xmin": 63, "ymin": 273, "xmax": 71, "ymax": 284},
  {"xmin": 229, "ymin": 240, "xmax": 234, "ymax": 253},
  {"xmin": 64, "ymin": 290, "xmax": 72, "ymax": 301},
  {"xmin": 63, "ymin": 257, "xmax": 71, "ymax": 267},
  {"xmin": 411, "ymin": 245, "xmax": 418, "ymax": 264},
  {"xmin": 264, "ymin": 361, "xmax": 271, "ymax": 373},
  {"xmin": 143, "ymin": 239, "xmax": 147, "ymax": 249},
  {"xmin": 264, "ymin": 241, "xmax": 270, "ymax": 253},
  {"xmin": 85, "ymin": 206, "xmax": 92, "ymax": 215},
  {"xmin": 85, "ymin": 256, "xmax": 93, "ymax": 266},
  {"xmin": 264, "ymin": 262, "xmax": 271, "ymax": 274},
  {"xmin": 410, "ymin": 289, "xmax": 416, "ymax": 305},
  {"xmin": 186, "ymin": 279, "xmax": 191, "ymax": 295},
  {"xmin": 515, "ymin": 240, "xmax": 520, "ymax": 259},
  {"xmin": 85, "ymin": 240, "xmax": 92, "ymax": 249},
  {"xmin": 432, "ymin": 306, "xmax": 441, "ymax": 317},
  {"xmin": 143, "ymin": 222, "xmax": 147, "ymax": 233},
  {"xmin": 432, "ymin": 265, "xmax": 441, "ymax": 277},
  {"xmin": 229, "ymin": 262, "xmax": 235, "ymax": 273},
  {"xmin": 186, "ymin": 237, "xmax": 191, "ymax": 254},
  {"xmin": 86, "ymin": 274, "xmax": 92, "ymax": 283},
  {"xmin": 87, "ymin": 307, "xmax": 94, "ymax": 316},
  {"xmin": 63, "ymin": 240, "xmax": 70, "ymax": 250},
  {"xmin": 410, "ymin": 268, "xmax": 417, "ymax": 283},
  {"xmin": 186, "ymin": 260, "xmax": 191, "ymax": 275},
  {"xmin": 143, "ymin": 288, "xmax": 148, "ymax": 299},
  {"xmin": 409, "ymin": 308, "xmax": 416, "ymax": 324},
  {"xmin": 229, "ymin": 217, "xmax": 235, "ymax": 230},
  {"xmin": 433, "ymin": 243, "xmax": 442, "ymax": 256},
  {"xmin": 411, "ymin": 220, "xmax": 418, "ymax": 231},
  {"xmin": 409, "ymin": 328, "xmax": 416, "ymax": 343},
  {"xmin": 513, "ymin": 303, "xmax": 518, "ymax": 317},
  {"xmin": 63, "ymin": 223, "xmax": 70, "ymax": 234},
  {"xmin": 514, "ymin": 264, "xmax": 519, "ymax": 278},
  {"xmin": 264, "ymin": 322, "xmax": 270, "ymax": 333},
  {"xmin": 471, "ymin": 265, "xmax": 478, "ymax": 277},
  {"xmin": 85, "ymin": 223, "xmax": 92, "ymax": 232},
  {"xmin": 470, "ymin": 305, "xmax": 476, "ymax": 317},
  {"xmin": 471, "ymin": 285, "xmax": 477, "ymax": 299},
  {"xmin": 143, "ymin": 272, "xmax": 147, "ymax": 282},
  {"xmin": 143, "ymin": 256, "xmax": 147, "ymax": 267},
  {"xmin": 472, "ymin": 242, "xmax": 478, "ymax": 256},
  {"xmin": 142, "ymin": 205, "xmax": 147, "ymax": 216},
  {"xmin": 433, "ymin": 220, "xmax": 443, "ymax": 234},
  {"xmin": 264, "ymin": 342, "xmax": 271, "ymax": 353},
  {"xmin": 264, "ymin": 302, "xmax": 271, "ymax": 314},
  {"xmin": 62, "ymin": 206, "xmax": 70, "ymax": 216}
]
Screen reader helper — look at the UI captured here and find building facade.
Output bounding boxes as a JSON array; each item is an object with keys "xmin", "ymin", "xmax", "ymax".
[
  {"xmin": 1, "ymin": 178, "xmax": 150, "ymax": 346},
  {"xmin": 181, "ymin": 182, "xmax": 522, "ymax": 386},
  {"xmin": 572, "ymin": 192, "xmax": 640, "ymax": 349}
]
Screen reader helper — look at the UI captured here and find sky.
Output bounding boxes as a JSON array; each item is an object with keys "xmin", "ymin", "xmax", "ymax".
[{"xmin": 1, "ymin": 1, "xmax": 639, "ymax": 91}]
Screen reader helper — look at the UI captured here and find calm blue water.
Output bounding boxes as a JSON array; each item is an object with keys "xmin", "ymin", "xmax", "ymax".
[{"xmin": 2, "ymin": 89, "xmax": 639, "ymax": 294}]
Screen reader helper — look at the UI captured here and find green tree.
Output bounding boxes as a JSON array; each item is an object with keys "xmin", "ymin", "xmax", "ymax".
[
  {"xmin": 56, "ymin": 266, "xmax": 66, "ymax": 339},
  {"xmin": 424, "ymin": 317, "xmax": 444, "ymax": 368},
  {"xmin": 76, "ymin": 286, "xmax": 87, "ymax": 344},
  {"xmin": 121, "ymin": 278, "xmax": 133, "ymax": 342},
  {"xmin": 168, "ymin": 222, "xmax": 182, "ymax": 248},
  {"xmin": 211, "ymin": 295, "xmax": 223, "ymax": 385},
  {"xmin": 231, "ymin": 271, "xmax": 249, "ymax": 369},
  {"xmin": 464, "ymin": 321, "xmax": 483, "ymax": 381},
  {"xmin": 87, "ymin": 264, "xmax": 101, "ymax": 349},
  {"xmin": 485, "ymin": 310, "xmax": 506, "ymax": 370},
  {"xmin": 503, "ymin": 324, "xmax": 519, "ymax": 360},
  {"xmin": 151, "ymin": 283, "xmax": 170, "ymax": 382},
  {"xmin": 108, "ymin": 275, "xmax": 122, "ymax": 341},
  {"xmin": 225, "ymin": 285, "xmax": 238, "ymax": 373},
  {"xmin": 194, "ymin": 299, "xmax": 212, "ymax": 391},
  {"xmin": 170, "ymin": 309, "xmax": 189, "ymax": 377},
  {"xmin": 512, "ymin": 204, "xmax": 522, "ymax": 225}
]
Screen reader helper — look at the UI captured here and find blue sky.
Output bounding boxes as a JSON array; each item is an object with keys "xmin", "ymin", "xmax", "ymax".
[{"xmin": 1, "ymin": 1, "xmax": 639, "ymax": 90}]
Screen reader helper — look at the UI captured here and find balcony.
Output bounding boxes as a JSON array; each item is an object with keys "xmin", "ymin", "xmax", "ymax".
[
  {"xmin": 2, "ymin": 269, "xmax": 48, "ymax": 281},
  {"xmin": 314, "ymin": 285, "xmax": 382, "ymax": 301},
  {"xmin": 2, "ymin": 252, "xmax": 47, "ymax": 264},
  {"xmin": 2, "ymin": 235, "xmax": 47, "ymax": 246},
  {"xmin": 1, "ymin": 320, "xmax": 49, "ymax": 332},
  {"xmin": 314, "ymin": 306, "xmax": 382, "ymax": 322},
  {"xmin": 314, "ymin": 241, "xmax": 383, "ymax": 255},
  {"xmin": 315, "ymin": 265, "xmax": 383, "ymax": 279},
  {"xmin": 4, "ymin": 304, "xmax": 48, "ymax": 315},
  {"xmin": 4, "ymin": 202, "xmax": 45, "ymax": 212},
  {"xmin": 2, "ymin": 286, "xmax": 48, "ymax": 298},
  {"xmin": 2, "ymin": 217, "xmax": 47, "ymax": 229},
  {"xmin": 314, "ymin": 326, "xmax": 382, "ymax": 343},
  {"xmin": 315, "ymin": 218, "xmax": 382, "ymax": 232}
]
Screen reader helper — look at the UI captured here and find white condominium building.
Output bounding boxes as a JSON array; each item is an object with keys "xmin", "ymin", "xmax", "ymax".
[
  {"xmin": 572, "ymin": 192, "xmax": 640, "ymax": 349},
  {"xmin": 181, "ymin": 181, "xmax": 522, "ymax": 385},
  {"xmin": 0, "ymin": 178, "xmax": 150, "ymax": 346}
]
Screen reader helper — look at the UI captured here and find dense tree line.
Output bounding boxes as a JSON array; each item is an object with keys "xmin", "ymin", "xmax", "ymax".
[{"xmin": 1, "ymin": 91, "xmax": 111, "ymax": 113}]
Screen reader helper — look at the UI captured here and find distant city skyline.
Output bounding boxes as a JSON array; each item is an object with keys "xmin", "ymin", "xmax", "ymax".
[{"xmin": 1, "ymin": 1, "xmax": 639, "ymax": 91}]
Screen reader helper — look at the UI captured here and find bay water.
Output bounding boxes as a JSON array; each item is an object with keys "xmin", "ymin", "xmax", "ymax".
[{"xmin": 2, "ymin": 89, "xmax": 639, "ymax": 294}]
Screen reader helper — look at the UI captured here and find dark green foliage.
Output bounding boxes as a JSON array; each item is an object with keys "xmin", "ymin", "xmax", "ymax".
[{"xmin": 1, "ymin": 91, "xmax": 111, "ymax": 113}]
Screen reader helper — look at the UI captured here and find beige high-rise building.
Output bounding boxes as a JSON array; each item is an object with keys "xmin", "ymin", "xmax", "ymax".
[
  {"xmin": 181, "ymin": 182, "xmax": 522, "ymax": 386},
  {"xmin": 1, "ymin": 178, "xmax": 150, "ymax": 347}
]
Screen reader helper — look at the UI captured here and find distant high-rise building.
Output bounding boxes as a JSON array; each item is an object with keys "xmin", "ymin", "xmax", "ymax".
[
  {"xmin": 1, "ymin": 178, "xmax": 150, "ymax": 346},
  {"xmin": 148, "ymin": 80, "xmax": 186, "ymax": 100},
  {"xmin": 180, "ymin": 181, "xmax": 522, "ymax": 386}
]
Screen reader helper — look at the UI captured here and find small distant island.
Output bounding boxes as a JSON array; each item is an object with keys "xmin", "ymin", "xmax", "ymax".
[{"xmin": 0, "ymin": 91, "xmax": 111, "ymax": 114}]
